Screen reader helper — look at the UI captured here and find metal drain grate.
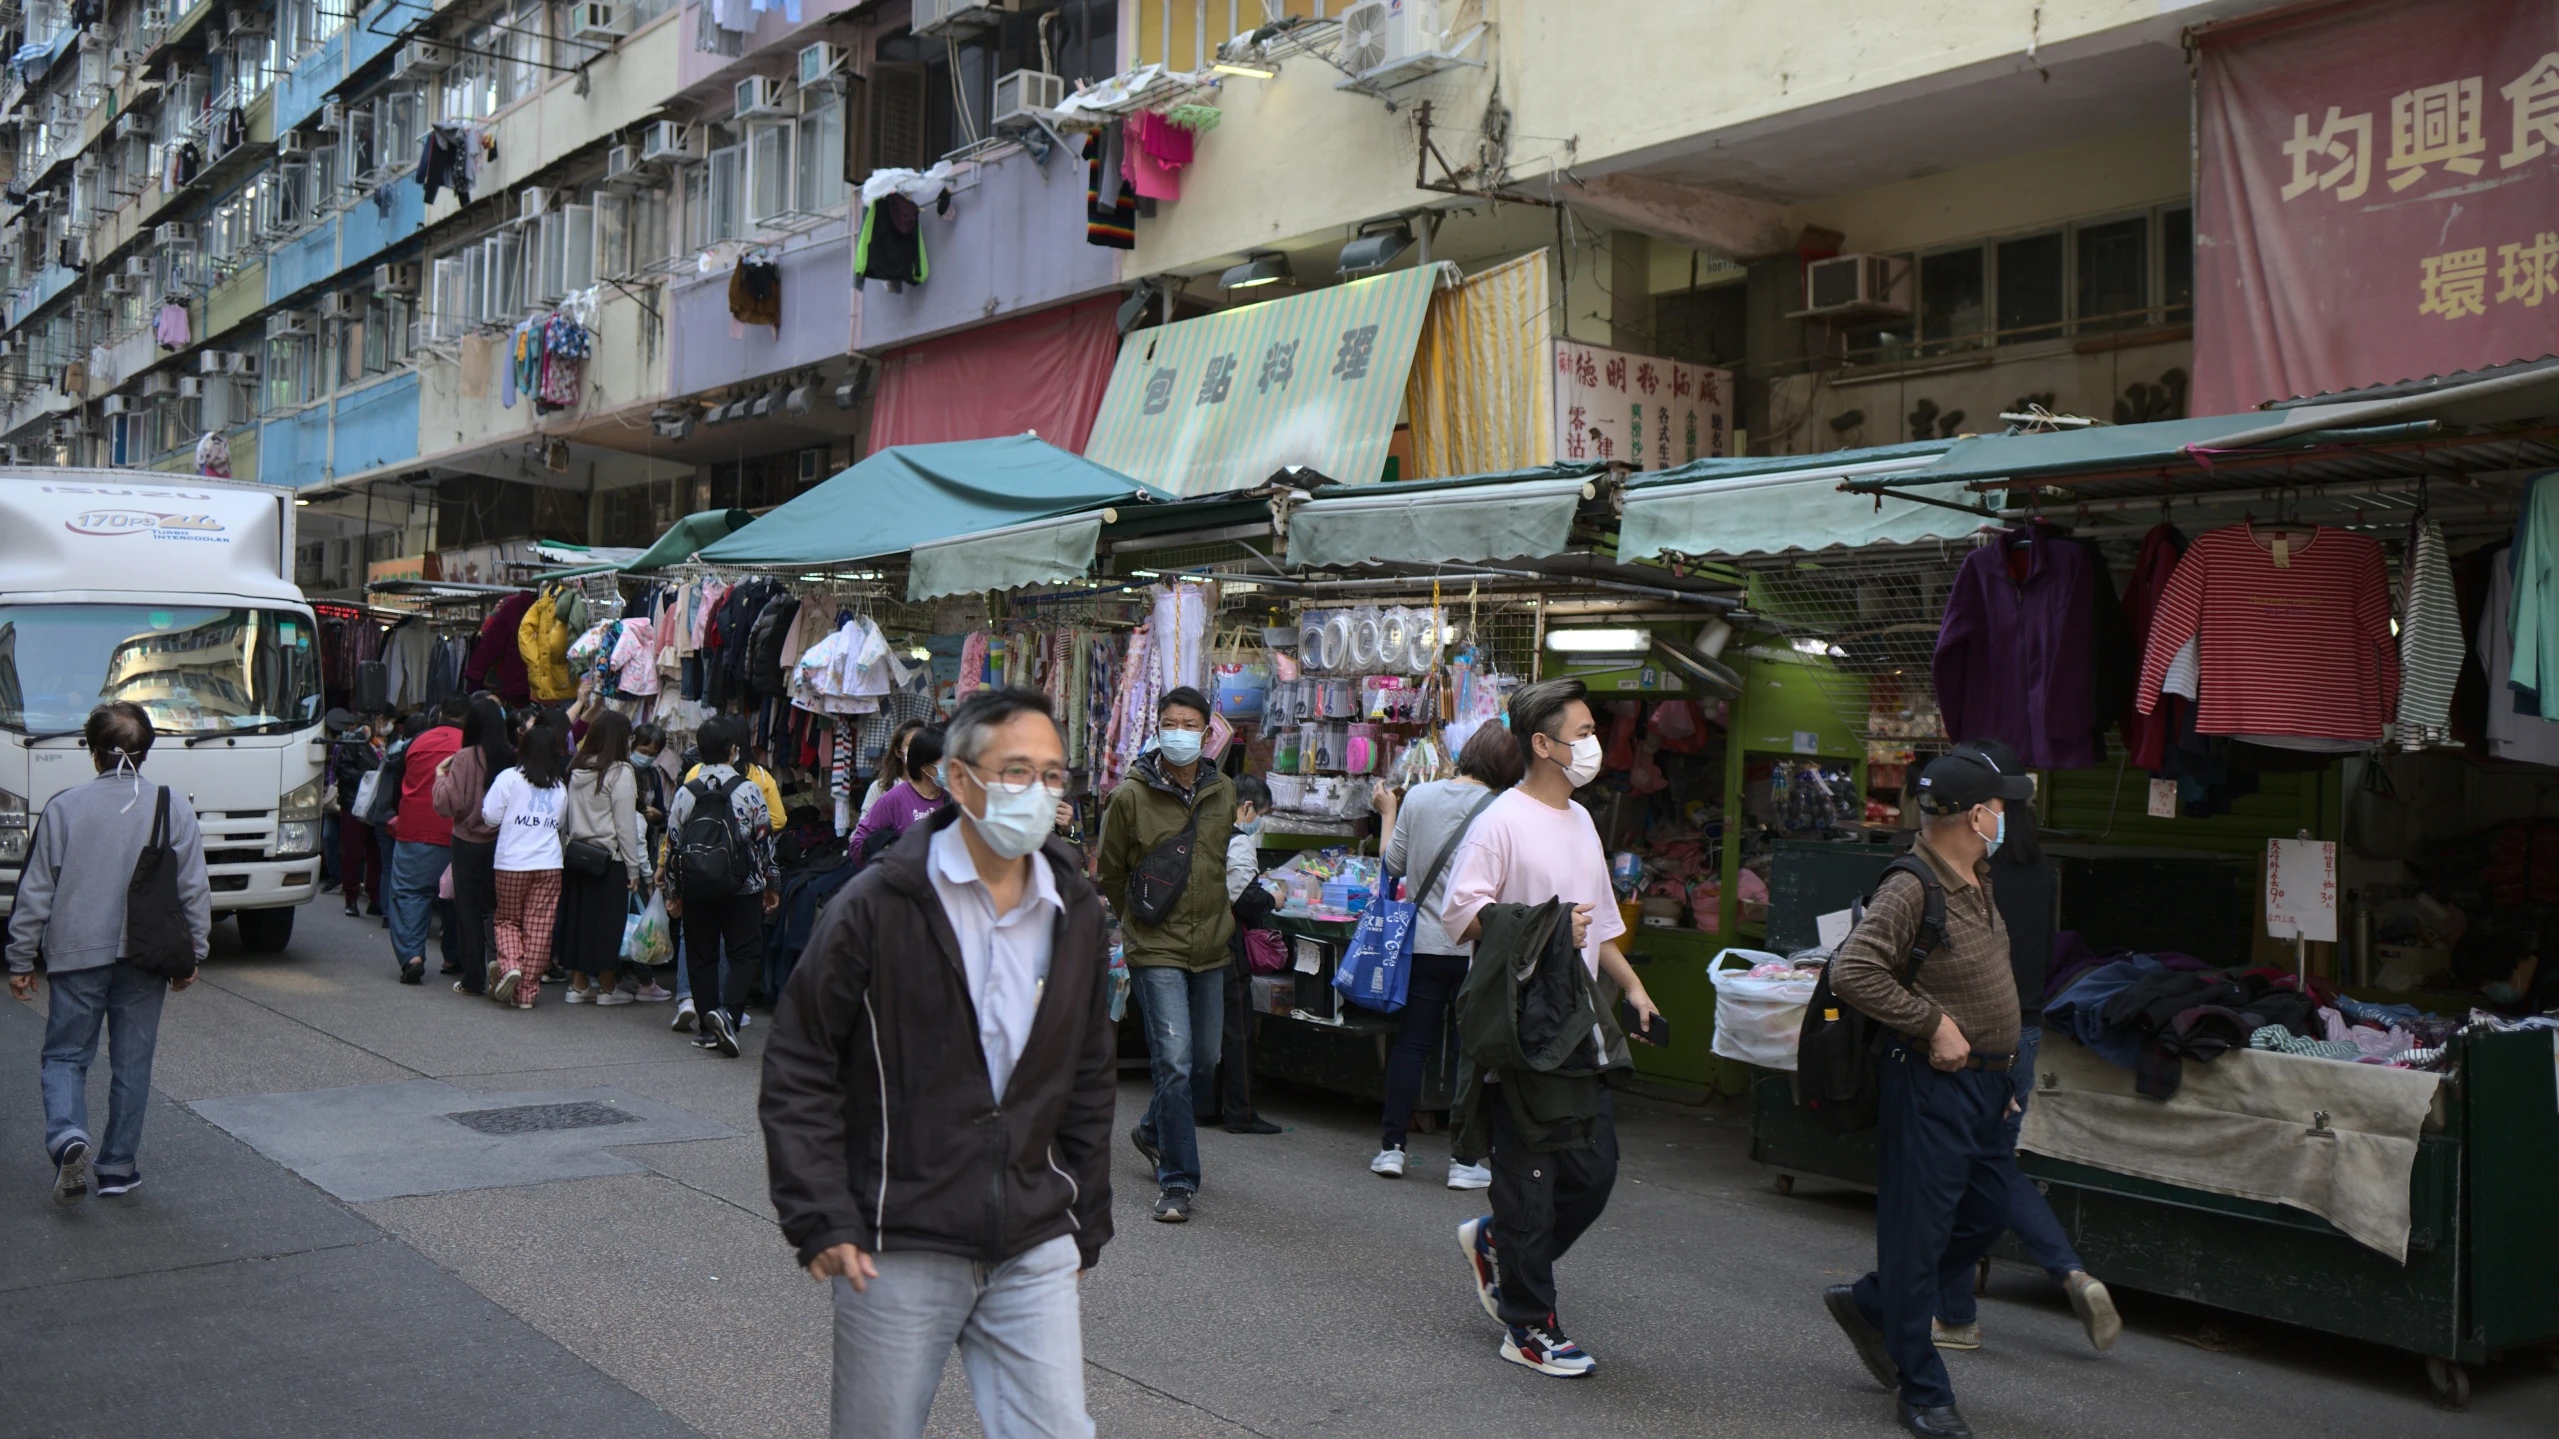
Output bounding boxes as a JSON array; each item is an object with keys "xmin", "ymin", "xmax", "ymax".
[{"xmin": 445, "ymin": 1101, "xmax": 643, "ymax": 1136}]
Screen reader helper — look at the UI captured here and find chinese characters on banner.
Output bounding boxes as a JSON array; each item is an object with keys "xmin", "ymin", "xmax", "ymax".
[
  {"xmin": 1549, "ymin": 340, "xmax": 1733, "ymax": 470},
  {"xmin": 2194, "ymin": 0, "xmax": 2559, "ymax": 413}
]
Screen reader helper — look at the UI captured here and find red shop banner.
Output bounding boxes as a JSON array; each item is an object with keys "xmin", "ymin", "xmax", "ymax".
[{"xmin": 2195, "ymin": 0, "xmax": 2559, "ymax": 414}]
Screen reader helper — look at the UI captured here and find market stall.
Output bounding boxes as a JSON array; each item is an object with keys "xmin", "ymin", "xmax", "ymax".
[{"xmin": 1636, "ymin": 366, "xmax": 2559, "ymax": 1400}]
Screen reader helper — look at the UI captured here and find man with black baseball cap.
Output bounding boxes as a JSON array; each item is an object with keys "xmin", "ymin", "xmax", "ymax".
[{"xmin": 1819, "ymin": 747, "xmax": 2033, "ymax": 1439}]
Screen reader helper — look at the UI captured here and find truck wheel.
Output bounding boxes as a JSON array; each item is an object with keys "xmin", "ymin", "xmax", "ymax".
[{"xmin": 235, "ymin": 908, "xmax": 295, "ymax": 954}]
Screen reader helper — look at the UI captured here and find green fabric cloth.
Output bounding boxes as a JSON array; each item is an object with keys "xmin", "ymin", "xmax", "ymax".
[
  {"xmin": 1616, "ymin": 443, "xmax": 1975, "ymax": 560},
  {"xmin": 1451, "ymin": 899, "xmax": 1628, "ymax": 1161},
  {"xmin": 627, "ymin": 510, "xmax": 755, "ymax": 571},
  {"xmin": 907, "ymin": 512, "xmax": 1106, "ymax": 601},
  {"xmin": 1286, "ymin": 466, "xmax": 1598, "ymax": 569},
  {"xmin": 700, "ymin": 436, "xmax": 1164, "ymax": 568}
]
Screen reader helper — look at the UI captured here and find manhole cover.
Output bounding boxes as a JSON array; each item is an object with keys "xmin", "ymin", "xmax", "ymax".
[{"xmin": 445, "ymin": 1101, "xmax": 643, "ymax": 1136}]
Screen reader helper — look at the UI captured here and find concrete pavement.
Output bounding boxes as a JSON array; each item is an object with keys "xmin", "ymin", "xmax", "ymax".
[{"xmin": 6, "ymin": 897, "xmax": 2554, "ymax": 1438}]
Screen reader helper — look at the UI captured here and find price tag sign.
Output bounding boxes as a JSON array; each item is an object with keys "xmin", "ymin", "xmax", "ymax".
[
  {"xmin": 2264, "ymin": 838, "xmax": 2337, "ymax": 943},
  {"xmin": 1792, "ymin": 730, "xmax": 1819, "ymax": 755},
  {"xmin": 2147, "ymin": 778, "xmax": 2178, "ymax": 818}
]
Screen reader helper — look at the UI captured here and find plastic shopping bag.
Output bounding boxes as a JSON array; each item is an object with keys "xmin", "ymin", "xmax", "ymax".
[
  {"xmin": 622, "ymin": 890, "xmax": 674, "ymax": 968},
  {"xmin": 1708, "ymin": 948, "xmax": 1821, "ymax": 1070},
  {"xmin": 1332, "ymin": 870, "xmax": 1417, "ymax": 1013}
]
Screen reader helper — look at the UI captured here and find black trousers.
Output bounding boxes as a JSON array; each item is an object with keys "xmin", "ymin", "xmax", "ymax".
[
  {"xmin": 1381, "ymin": 951, "xmax": 1468, "ymax": 1150},
  {"xmin": 681, "ymin": 892, "xmax": 765, "ymax": 1019},
  {"xmin": 447, "ymin": 837, "xmax": 498, "ymax": 994},
  {"xmin": 1201, "ymin": 938, "xmax": 1257, "ymax": 1125},
  {"xmin": 1485, "ymin": 1087, "xmax": 1618, "ymax": 1329},
  {"xmin": 1850, "ymin": 1042, "xmax": 2015, "ymax": 1409}
]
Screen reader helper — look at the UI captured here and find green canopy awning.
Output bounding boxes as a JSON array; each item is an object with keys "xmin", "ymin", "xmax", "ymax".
[
  {"xmin": 1616, "ymin": 442, "xmax": 1971, "ymax": 560},
  {"xmin": 1286, "ymin": 463, "xmax": 1605, "ymax": 569},
  {"xmin": 909, "ymin": 512, "xmax": 1108, "ymax": 601},
  {"xmin": 698, "ymin": 436, "xmax": 1168, "ymax": 568},
  {"xmin": 629, "ymin": 509, "xmax": 756, "ymax": 570}
]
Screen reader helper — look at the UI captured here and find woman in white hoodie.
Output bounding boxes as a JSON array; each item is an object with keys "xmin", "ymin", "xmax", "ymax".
[{"xmin": 479, "ymin": 720, "xmax": 568, "ymax": 1008}]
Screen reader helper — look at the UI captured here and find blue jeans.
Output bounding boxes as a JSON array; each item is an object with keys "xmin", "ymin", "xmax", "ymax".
[
  {"xmin": 1852, "ymin": 1041, "xmax": 2015, "ymax": 1409},
  {"xmin": 829, "ymin": 1233, "xmax": 1091, "ymax": 1439},
  {"xmin": 1938, "ymin": 1025, "xmax": 2083, "ymax": 1324},
  {"xmin": 1133, "ymin": 965, "xmax": 1222, "ymax": 1194},
  {"xmin": 387, "ymin": 840, "xmax": 449, "ymax": 965},
  {"xmin": 40, "ymin": 964, "xmax": 169, "ymax": 1179}
]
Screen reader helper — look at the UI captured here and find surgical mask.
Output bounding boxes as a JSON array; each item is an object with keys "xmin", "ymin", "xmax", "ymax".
[
  {"xmin": 1157, "ymin": 728, "xmax": 1204, "ymax": 766},
  {"xmin": 965, "ymin": 774, "xmax": 1063, "ymax": 861},
  {"xmin": 1975, "ymin": 807, "xmax": 2006, "ymax": 857},
  {"xmin": 1554, "ymin": 734, "xmax": 1603, "ymax": 787},
  {"xmin": 1236, "ymin": 815, "xmax": 1261, "ymax": 836}
]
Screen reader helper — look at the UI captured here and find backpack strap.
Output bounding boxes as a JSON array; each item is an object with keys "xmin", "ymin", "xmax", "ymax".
[
  {"xmin": 1876, "ymin": 853, "xmax": 1946, "ymax": 984},
  {"xmin": 1409, "ymin": 789, "xmax": 1497, "ymax": 913}
]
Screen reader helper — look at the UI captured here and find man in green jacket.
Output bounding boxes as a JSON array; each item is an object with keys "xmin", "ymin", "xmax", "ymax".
[{"xmin": 1097, "ymin": 686, "xmax": 1235, "ymax": 1224}]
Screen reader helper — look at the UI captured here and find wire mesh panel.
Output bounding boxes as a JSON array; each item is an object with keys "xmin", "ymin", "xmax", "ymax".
[{"xmin": 1733, "ymin": 542, "xmax": 1975, "ymax": 754}]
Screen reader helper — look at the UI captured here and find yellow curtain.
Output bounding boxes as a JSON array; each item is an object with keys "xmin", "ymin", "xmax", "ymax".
[{"xmin": 1404, "ymin": 249, "xmax": 1554, "ymax": 479}]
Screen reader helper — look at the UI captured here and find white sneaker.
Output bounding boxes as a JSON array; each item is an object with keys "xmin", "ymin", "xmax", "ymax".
[
  {"xmin": 594, "ymin": 989, "xmax": 635, "ymax": 1007},
  {"xmin": 1370, "ymin": 1146, "xmax": 1408, "ymax": 1178},
  {"xmin": 671, "ymin": 998, "xmax": 697, "ymax": 1032},
  {"xmin": 564, "ymin": 986, "xmax": 593, "ymax": 1004},
  {"xmin": 1448, "ymin": 1160, "xmax": 1493, "ymax": 1190}
]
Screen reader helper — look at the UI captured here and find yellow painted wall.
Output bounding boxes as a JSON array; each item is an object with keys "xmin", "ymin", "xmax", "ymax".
[
  {"xmin": 1788, "ymin": 122, "xmax": 2190, "ymax": 258},
  {"xmin": 413, "ymin": 286, "xmax": 666, "ymax": 463}
]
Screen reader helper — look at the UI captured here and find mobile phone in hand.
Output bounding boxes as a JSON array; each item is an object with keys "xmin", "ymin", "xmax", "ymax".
[{"xmin": 1617, "ymin": 998, "xmax": 1669, "ymax": 1047}]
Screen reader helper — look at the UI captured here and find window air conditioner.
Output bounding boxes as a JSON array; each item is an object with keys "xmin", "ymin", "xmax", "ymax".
[
  {"xmin": 797, "ymin": 42, "xmax": 845, "ymax": 88},
  {"xmin": 0, "ymin": 341, "xmax": 14, "ymax": 361},
  {"xmin": 603, "ymin": 145, "xmax": 632, "ymax": 181},
  {"xmin": 318, "ymin": 292, "xmax": 354, "ymax": 318},
  {"xmin": 1801, "ymin": 254, "xmax": 1911, "ymax": 317},
  {"xmin": 570, "ymin": 1, "xmax": 626, "ymax": 39},
  {"xmin": 114, "ymin": 112, "xmax": 138, "ymax": 139},
  {"xmin": 141, "ymin": 371, "xmax": 174, "ymax": 397},
  {"xmin": 177, "ymin": 375, "xmax": 202, "ymax": 397},
  {"xmin": 277, "ymin": 131, "xmax": 307, "ymax": 155},
  {"xmin": 320, "ymin": 102, "xmax": 345, "ymax": 130},
  {"xmin": 155, "ymin": 222, "xmax": 198, "ymax": 247},
  {"xmin": 399, "ymin": 40, "xmax": 454, "ymax": 74},
  {"xmin": 519, "ymin": 187, "xmax": 550, "ymax": 221},
  {"xmin": 734, "ymin": 75, "xmax": 790, "ymax": 119},
  {"xmin": 102, "ymin": 394, "xmax": 130, "ymax": 415},
  {"xmin": 102, "ymin": 273, "xmax": 131, "ymax": 294},
  {"xmin": 266, "ymin": 311, "xmax": 314, "ymax": 339},
  {"xmin": 373, "ymin": 261, "xmax": 419, "ymax": 293},
  {"xmin": 124, "ymin": 254, "xmax": 150, "ymax": 276},
  {"xmin": 225, "ymin": 8, "xmax": 270, "ymax": 35},
  {"xmin": 991, "ymin": 70, "xmax": 1063, "ymax": 130},
  {"xmin": 1335, "ymin": 0, "xmax": 1446, "ymax": 75},
  {"xmin": 227, "ymin": 351, "xmax": 258, "ymax": 377},
  {"xmin": 639, "ymin": 120, "xmax": 697, "ymax": 162},
  {"xmin": 200, "ymin": 350, "xmax": 235, "ymax": 374}
]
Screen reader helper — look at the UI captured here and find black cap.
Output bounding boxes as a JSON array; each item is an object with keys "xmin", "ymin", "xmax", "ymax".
[{"xmin": 1914, "ymin": 747, "xmax": 2035, "ymax": 815}]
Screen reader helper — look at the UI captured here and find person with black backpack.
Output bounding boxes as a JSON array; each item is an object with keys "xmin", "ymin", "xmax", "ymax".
[
  {"xmin": 1817, "ymin": 749, "xmax": 2032, "ymax": 1439},
  {"xmin": 661, "ymin": 715, "xmax": 778, "ymax": 1057},
  {"xmin": 7, "ymin": 704, "xmax": 210, "ymax": 1204}
]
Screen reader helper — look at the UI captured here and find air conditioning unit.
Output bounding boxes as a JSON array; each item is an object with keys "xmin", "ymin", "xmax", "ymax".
[
  {"xmin": 225, "ymin": 7, "xmax": 270, "ymax": 35},
  {"xmin": 177, "ymin": 375, "xmax": 202, "ymax": 398},
  {"xmin": 518, "ymin": 187, "xmax": 550, "ymax": 221},
  {"xmin": 141, "ymin": 371, "xmax": 174, "ymax": 397},
  {"xmin": 734, "ymin": 76, "xmax": 790, "ymax": 118},
  {"xmin": 227, "ymin": 351, "xmax": 258, "ymax": 377},
  {"xmin": 398, "ymin": 39, "xmax": 454, "ymax": 74},
  {"xmin": 991, "ymin": 70, "xmax": 1063, "ymax": 130},
  {"xmin": 265, "ymin": 310, "xmax": 313, "ymax": 340},
  {"xmin": 639, "ymin": 120, "xmax": 698, "ymax": 162},
  {"xmin": 603, "ymin": 145, "xmax": 633, "ymax": 181},
  {"xmin": 914, "ymin": 0, "xmax": 1001, "ymax": 38},
  {"xmin": 155, "ymin": 222, "xmax": 197, "ymax": 247},
  {"xmin": 0, "ymin": 341, "xmax": 15, "ymax": 361},
  {"xmin": 320, "ymin": 101, "xmax": 346, "ymax": 130},
  {"xmin": 570, "ymin": 1, "xmax": 626, "ymax": 39},
  {"xmin": 102, "ymin": 394, "xmax": 130, "ymax": 415},
  {"xmin": 200, "ymin": 350, "xmax": 235, "ymax": 374},
  {"xmin": 113, "ymin": 112, "xmax": 138, "ymax": 139},
  {"xmin": 797, "ymin": 42, "xmax": 845, "ymax": 88},
  {"xmin": 1335, "ymin": 0, "xmax": 1446, "ymax": 75},
  {"xmin": 102, "ymin": 273, "xmax": 132, "ymax": 294},
  {"xmin": 1801, "ymin": 253, "xmax": 1912, "ymax": 317},
  {"xmin": 277, "ymin": 131, "xmax": 307, "ymax": 155},
  {"xmin": 123, "ymin": 254, "xmax": 150, "ymax": 276},
  {"xmin": 318, "ymin": 291, "xmax": 354, "ymax": 318},
  {"xmin": 52, "ymin": 417, "xmax": 90, "ymax": 442},
  {"xmin": 373, "ymin": 261, "xmax": 419, "ymax": 293}
]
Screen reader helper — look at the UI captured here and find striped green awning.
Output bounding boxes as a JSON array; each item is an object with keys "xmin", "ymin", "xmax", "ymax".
[{"xmin": 1083, "ymin": 264, "xmax": 1447, "ymax": 499}]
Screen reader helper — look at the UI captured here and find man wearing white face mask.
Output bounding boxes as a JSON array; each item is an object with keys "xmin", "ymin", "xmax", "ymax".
[
  {"xmin": 1440, "ymin": 679, "xmax": 1660, "ymax": 1379},
  {"xmin": 762, "ymin": 686, "xmax": 1113, "ymax": 1439}
]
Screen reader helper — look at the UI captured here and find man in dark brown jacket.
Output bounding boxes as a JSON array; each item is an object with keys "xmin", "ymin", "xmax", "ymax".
[{"xmin": 761, "ymin": 687, "xmax": 1112, "ymax": 1439}]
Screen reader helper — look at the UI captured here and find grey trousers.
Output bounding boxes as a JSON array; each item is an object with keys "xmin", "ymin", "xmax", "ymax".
[{"xmin": 830, "ymin": 1233, "xmax": 1093, "ymax": 1439}]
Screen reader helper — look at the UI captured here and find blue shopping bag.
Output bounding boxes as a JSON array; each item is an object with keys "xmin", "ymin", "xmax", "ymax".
[{"xmin": 1332, "ymin": 870, "xmax": 1416, "ymax": 1013}]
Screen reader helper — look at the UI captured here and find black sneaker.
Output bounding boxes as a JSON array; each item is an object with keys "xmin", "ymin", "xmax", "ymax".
[
  {"xmin": 342, "ymin": 903, "xmax": 359, "ymax": 917},
  {"xmin": 1152, "ymin": 1188, "xmax": 1191, "ymax": 1223},
  {"xmin": 1130, "ymin": 1126, "xmax": 1162, "ymax": 1173},
  {"xmin": 366, "ymin": 902, "xmax": 384, "ymax": 917},
  {"xmin": 1225, "ymin": 1116, "xmax": 1283, "ymax": 1135},
  {"xmin": 398, "ymin": 958, "xmax": 424, "ymax": 985},
  {"xmin": 52, "ymin": 1139, "xmax": 92, "ymax": 1204},
  {"xmin": 700, "ymin": 1007, "xmax": 741, "ymax": 1058},
  {"xmin": 95, "ymin": 1172, "xmax": 141, "ymax": 1197}
]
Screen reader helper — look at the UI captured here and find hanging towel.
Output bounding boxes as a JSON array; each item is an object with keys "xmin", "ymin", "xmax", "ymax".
[
  {"xmin": 2396, "ymin": 518, "xmax": 2459, "ymax": 751},
  {"xmin": 1083, "ymin": 129, "xmax": 1135, "ymax": 249},
  {"xmin": 1127, "ymin": 111, "xmax": 1191, "ymax": 201}
]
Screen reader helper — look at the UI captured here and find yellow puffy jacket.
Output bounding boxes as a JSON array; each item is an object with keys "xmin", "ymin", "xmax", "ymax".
[{"xmin": 518, "ymin": 587, "xmax": 577, "ymax": 701}]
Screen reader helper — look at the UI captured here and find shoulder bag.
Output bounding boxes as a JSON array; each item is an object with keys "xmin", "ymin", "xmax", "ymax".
[{"xmin": 124, "ymin": 788, "xmax": 198, "ymax": 980}]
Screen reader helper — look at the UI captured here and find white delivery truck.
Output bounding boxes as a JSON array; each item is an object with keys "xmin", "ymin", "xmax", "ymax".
[{"xmin": 0, "ymin": 471, "xmax": 327, "ymax": 952}]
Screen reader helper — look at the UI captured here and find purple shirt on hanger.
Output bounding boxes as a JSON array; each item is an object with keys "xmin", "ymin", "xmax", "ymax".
[{"xmin": 1932, "ymin": 522, "xmax": 2103, "ymax": 770}]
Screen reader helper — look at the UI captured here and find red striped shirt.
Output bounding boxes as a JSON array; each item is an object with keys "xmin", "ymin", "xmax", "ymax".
[{"xmin": 2134, "ymin": 524, "xmax": 2399, "ymax": 740}]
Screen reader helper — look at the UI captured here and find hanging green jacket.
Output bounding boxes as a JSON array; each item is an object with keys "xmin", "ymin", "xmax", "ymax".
[
  {"xmin": 1451, "ymin": 898, "xmax": 1630, "ymax": 1160},
  {"xmin": 1096, "ymin": 751, "xmax": 1235, "ymax": 973}
]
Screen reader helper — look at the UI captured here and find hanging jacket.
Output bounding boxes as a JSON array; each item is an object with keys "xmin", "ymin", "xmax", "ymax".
[
  {"xmin": 463, "ymin": 592, "xmax": 537, "ymax": 700},
  {"xmin": 1450, "ymin": 898, "xmax": 1629, "ymax": 1160},
  {"xmin": 747, "ymin": 595, "xmax": 802, "ymax": 699},
  {"xmin": 518, "ymin": 587, "xmax": 578, "ymax": 701}
]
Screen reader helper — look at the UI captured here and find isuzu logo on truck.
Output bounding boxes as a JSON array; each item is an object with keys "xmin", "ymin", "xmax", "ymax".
[{"xmin": 64, "ymin": 509, "xmax": 230, "ymax": 539}]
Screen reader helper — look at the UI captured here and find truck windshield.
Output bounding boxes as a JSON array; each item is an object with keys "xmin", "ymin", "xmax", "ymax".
[{"xmin": 0, "ymin": 604, "xmax": 322, "ymax": 737}]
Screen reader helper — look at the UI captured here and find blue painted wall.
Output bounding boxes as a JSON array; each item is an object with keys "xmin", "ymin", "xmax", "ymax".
[
  {"xmin": 261, "ymin": 406, "xmax": 331, "ymax": 486},
  {"xmin": 267, "ymin": 219, "xmax": 342, "ymax": 303},
  {"xmin": 274, "ymin": 30, "xmax": 348, "ymax": 136},
  {"xmin": 340, "ymin": 177, "xmax": 423, "ymax": 271},
  {"xmin": 330, "ymin": 373, "xmax": 420, "ymax": 477}
]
